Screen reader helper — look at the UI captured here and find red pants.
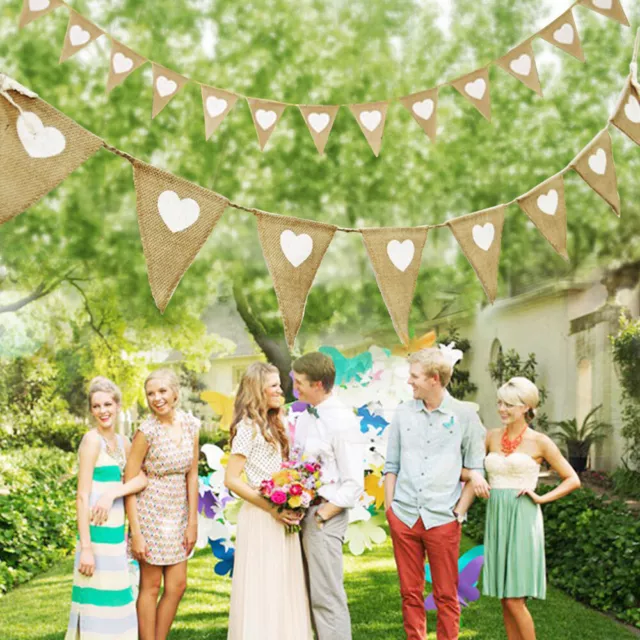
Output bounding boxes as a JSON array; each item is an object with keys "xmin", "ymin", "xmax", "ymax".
[{"xmin": 388, "ymin": 508, "xmax": 461, "ymax": 640}]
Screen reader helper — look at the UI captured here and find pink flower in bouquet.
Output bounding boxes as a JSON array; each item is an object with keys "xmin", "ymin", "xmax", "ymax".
[
  {"xmin": 271, "ymin": 490, "xmax": 287, "ymax": 505},
  {"xmin": 300, "ymin": 492, "xmax": 312, "ymax": 508},
  {"xmin": 260, "ymin": 479, "xmax": 275, "ymax": 496},
  {"xmin": 290, "ymin": 483, "xmax": 303, "ymax": 496},
  {"xmin": 304, "ymin": 462, "xmax": 317, "ymax": 473}
]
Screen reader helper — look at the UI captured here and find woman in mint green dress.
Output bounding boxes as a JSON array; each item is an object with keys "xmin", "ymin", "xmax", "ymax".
[{"xmin": 457, "ymin": 377, "xmax": 580, "ymax": 640}]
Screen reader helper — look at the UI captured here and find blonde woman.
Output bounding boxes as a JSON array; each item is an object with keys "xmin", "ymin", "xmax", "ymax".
[
  {"xmin": 66, "ymin": 377, "xmax": 148, "ymax": 640},
  {"xmin": 124, "ymin": 369, "xmax": 200, "ymax": 640},
  {"xmin": 457, "ymin": 377, "xmax": 581, "ymax": 640},
  {"xmin": 225, "ymin": 362, "xmax": 313, "ymax": 640}
]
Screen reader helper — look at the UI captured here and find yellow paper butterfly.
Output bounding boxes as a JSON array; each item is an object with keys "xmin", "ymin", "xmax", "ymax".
[
  {"xmin": 201, "ymin": 391, "xmax": 235, "ymax": 431},
  {"xmin": 364, "ymin": 466, "xmax": 385, "ymax": 510},
  {"xmin": 391, "ymin": 330, "xmax": 437, "ymax": 357}
]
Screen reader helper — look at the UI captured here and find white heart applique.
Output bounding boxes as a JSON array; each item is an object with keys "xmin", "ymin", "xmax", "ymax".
[
  {"xmin": 386, "ymin": 240, "xmax": 415, "ymax": 272},
  {"xmin": 206, "ymin": 96, "xmax": 228, "ymax": 118},
  {"xmin": 112, "ymin": 52, "xmax": 133, "ymax": 74},
  {"xmin": 412, "ymin": 98, "xmax": 434, "ymax": 121},
  {"xmin": 537, "ymin": 189, "xmax": 558, "ymax": 216},
  {"xmin": 593, "ymin": 0, "xmax": 613, "ymax": 9},
  {"xmin": 588, "ymin": 148, "xmax": 607, "ymax": 176},
  {"xmin": 29, "ymin": 0, "xmax": 50, "ymax": 11},
  {"xmin": 156, "ymin": 76, "xmax": 177, "ymax": 98},
  {"xmin": 69, "ymin": 25, "xmax": 91, "ymax": 47},
  {"xmin": 256, "ymin": 109, "xmax": 277, "ymax": 130},
  {"xmin": 464, "ymin": 78, "xmax": 486, "ymax": 100},
  {"xmin": 472, "ymin": 223, "xmax": 495, "ymax": 252},
  {"xmin": 17, "ymin": 112, "xmax": 66, "ymax": 159},
  {"xmin": 157, "ymin": 191, "xmax": 200, "ymax": 233},
  {"xmin": 280, "ymin": 230, "xmax": 313, "ymax": 268},
  {"xmin": 553, "ymin": 24, "xmax": 574, "ymax": 45},
  {"xmin": 509, "ymin": 54, "xmax": 532, "ymax": 77},
  {"xmin": 308, "ymin": 112, "xmax": 331, "ymax": 133},
  {"xmin": 359, "ymin": 110, "xmax": 382, "ymax": 132},
  {"xmin": 624, "ymin": 95, "xmax": 640, "ymax": 124}
]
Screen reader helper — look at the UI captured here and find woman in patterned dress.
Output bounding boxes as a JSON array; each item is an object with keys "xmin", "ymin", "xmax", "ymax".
[
  {"xmin": 66, "ymin": 377, "xmax": 148, "ymax": 640},
  {"xmin": 124, "ymin": 369, "xmax": 200, "ymax": 640},
  {"xmin": 225, "ymin": 362, "xmax": 313, "ymax": 640}
]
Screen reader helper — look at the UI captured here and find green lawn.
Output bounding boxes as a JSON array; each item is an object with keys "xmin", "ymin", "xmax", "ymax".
[{"xmin": 0, "ymin": 535, "xmax": 635, "ymax": 640}]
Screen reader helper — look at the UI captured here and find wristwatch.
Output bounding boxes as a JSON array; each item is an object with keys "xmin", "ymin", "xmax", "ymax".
[{"xmin": 314, "ymin": 511, "xmax": 326, "ymax": 528}]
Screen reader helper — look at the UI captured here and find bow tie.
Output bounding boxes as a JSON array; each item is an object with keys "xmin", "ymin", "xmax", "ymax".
[{"xmin": 306, "ymin": 406, "xmax": 320, "ymax": 419}]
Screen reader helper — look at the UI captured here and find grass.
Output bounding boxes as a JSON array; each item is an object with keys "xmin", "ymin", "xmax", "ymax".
[{"xmin": 0, "ymin": 534, "xmax": 636, "ymax": 640}]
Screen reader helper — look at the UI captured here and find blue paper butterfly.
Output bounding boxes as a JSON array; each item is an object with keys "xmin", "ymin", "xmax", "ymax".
[
  {"xmin": 209, "ymin": 538, "xmax": 235, "ymax": 577},
  {"xmin": 319, "ymin": 346, "xmax": 372, "ymax": 386},
  {"xmin": 357, "ymin": 405, "xmax": 389, "ymax": 435}
]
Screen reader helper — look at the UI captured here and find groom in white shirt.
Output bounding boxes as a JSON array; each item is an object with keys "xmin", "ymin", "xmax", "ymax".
[{"xmin": 293, "ymin": 352, "xmax": 365, "ymax": 640}]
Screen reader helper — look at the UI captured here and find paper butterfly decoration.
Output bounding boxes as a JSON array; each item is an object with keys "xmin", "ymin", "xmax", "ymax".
[
  {"xmin": 425, "ymin": 546, "xmax": 484, "ymax": 610},
  {"xmin": 319, "ymin": 346, "xmax": 373, "ymax": 385},
  {"xmin": 288, "ymin": 370, "xmax": 310, "ymax": 413},
  {"xmin": 363, "ymin": 467, "xmax": 385, "ymax": 510},
  {"xmin": 357, "ymin": 404, "xmax": 389, "ymax": 435},
  {"xmin": 344, "ymin": 513, "xmax": 387, "ymax": 556},
  {"xmin": 201, "ymin": 390, "xmax": 234, "ymax": 430},
  {"xmin": 438, "ymin": 342, "xmax": 464, "ymax": 367},
  {"xmin": 209, "ymin": 537, "xmax": 235, "ymax": 577},
  {"xmin": 391, "ymin": 330, "xmax": 437, "ymax": 357}
]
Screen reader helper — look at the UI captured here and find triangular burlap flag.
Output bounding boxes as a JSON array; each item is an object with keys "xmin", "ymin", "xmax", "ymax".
[
  {"xmin": 539, "ymin": 10, "xmax": 585, "ymax": 62},
  {"xmin": 348, "ymin": 101, "xmax": 390, "ymax": 156},
  {"xmin": 247, "ymin": 99, "xmax": 287, "ymax": 151},
  {"xmin": 59, "ymin": 11, "xmax": 103, "ymax": 64},
  {"xmin": 497, "ymin": 41, "xmax": 543, "ymax": 96},
  {"xmin": 361, "ymin": 227, "xmax": 429, "ymax": 345},
  {"xmin": 298, "ymin": 105, "xmax": 340, "ymax": 155},
  {"xmin": 399, "ymin": 88, "xmax": 438, "ymax": 142},
  {"xmin": 106, "ymin": 39, "xmax": 147, "ymax": 94},
  {"xmin": 611, "ymin": 77, "xmax": 640, "ymax": 146},
  {"xmin": 132, "ymin": 160, "xmax": 229, "ymax": 311},
  {"xmin": 580, "ymin": 0, "xmax": 629, "ymax": 26},
  {"xmin": 448, "ymin": 205, "xmax": 505, "ymax": 302},
  {"xmin": 201, "ymin": 86, "xmax": 238, "ymax": 140},
  {"xmin": 571, "ymin": 129, "xmax": 620, "ymax": 216},
  {"xmin": 151, "ymin": 64, "xmax": 188, "ymax": 119},
  {"xmin": 255, "ymin": 212, "xmax": 337, "ymax": 347},
  {"xmin": 451, "ymin": 68, "xmax": 492, "ymax": 121},
  {"xmin": 0, "ymin": 89, "xmax": 103, "ymax": 225},
  {"xmin": 517, "ymin": 174, "xmax": 568, "ymax": 260},
  {"xmin": 19, "ymin": 0, "xmax": 62, "ymax": 29}
]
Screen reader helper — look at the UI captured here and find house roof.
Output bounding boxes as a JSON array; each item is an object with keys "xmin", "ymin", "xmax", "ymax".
[{"xmin": 202, "ymin": 299, "xmax": 262, "ymax": 359}]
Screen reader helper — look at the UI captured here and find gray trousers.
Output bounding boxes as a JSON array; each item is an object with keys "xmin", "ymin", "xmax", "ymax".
[{"xmin": 301, "ymin": 505, "xmax": 352, "ymax": 640}]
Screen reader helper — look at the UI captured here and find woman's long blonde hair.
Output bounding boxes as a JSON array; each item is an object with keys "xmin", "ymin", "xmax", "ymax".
[{"xmin": 229, "ymin": 362, "xmax": 289, "ymax": 458}]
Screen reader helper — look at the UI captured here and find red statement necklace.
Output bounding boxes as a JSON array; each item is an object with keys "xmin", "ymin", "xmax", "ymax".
[{"xmin": 501, "ymin": 424, "xmax": 528, "ymax": 455}]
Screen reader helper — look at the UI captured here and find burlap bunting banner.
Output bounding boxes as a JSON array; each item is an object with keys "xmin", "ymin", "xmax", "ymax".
[
  {"xmin": 361, "ymin": 227, "xmax": 429, "ymax": 345},
  {"xmin": 59, "ymin": 11, "xmax": 103, "ymax": 64},
  {"xmin": 611, "ymin": 77, "xmax": 640, "ymax": 146},
  {"xmin": 580, "ymin": 0, "xmax": 629, "ymax": 26},
  {"xmin": 106, "ymin": 40, "xmax": 147, "ymax": 94},
  {"xmin": 539, "ymin": 10, "xmax": 585, "ymax": 62},
  {"xmin": 399, "ymin": 88, "xmax": 439, "ymax": 142},
  {"xmin": 348, "ymin": 102, "xmax": 389, "ymax": 156},
  {"xmin": 451, "ymin": 68, "xmax": 492, "ymax": 121},
  {"xmin": 201, "ymin": 86, "xmax": 238, "ymax": 140},
  {"xmin": 571, "ymin": 128, "xmax": 620, "ymax": 216},
  {"xmin": 299, "ymin": 105, "xmax": 340, "ymax": 155},
  {"xmin": 517, "ymin": 174, "xmax": 568, "ymax": 260},
  {"xmin": 448, "ymin": 206, "xmax": 506, "ymax": 302},
  {"xmin": 132, "ymin": 160, "xmax": 229, "ymax": 312},
  {"xmin": 19, "ymin": 0, "xmax": 62, "ymax": 29},
  {"xmin": 0, "ymin": 89, "xmax": 103, "ymax": 225},
  {"xmin": 497, "ymin": 41, "xmax": 543, "ymax": 97},
  {"xmin": 247, "ymin": 99, "xmax": 287, "ymax": 151},
  {"xmin": 256, "ymin": 213, "xmax": 337, "ymax": 347},
  {"xmin": 151, "ymin": 64, "xmax": 188, "ymax": 119}
]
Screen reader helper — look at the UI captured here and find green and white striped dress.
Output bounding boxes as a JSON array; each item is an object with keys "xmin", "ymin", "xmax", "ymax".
[{"xmin": 66, "ymin": 435, "xmax": 137, "ymax": 640}]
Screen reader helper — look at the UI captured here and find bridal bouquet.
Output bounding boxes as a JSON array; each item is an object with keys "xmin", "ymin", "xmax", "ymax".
[{"xmin": 259, "ymin": 454, "xmax": 323, "ymax": 533}]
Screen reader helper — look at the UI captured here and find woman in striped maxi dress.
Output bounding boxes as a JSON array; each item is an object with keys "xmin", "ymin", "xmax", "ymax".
[{"xmin": 66, "ymin": 377, "xmax": 148, "ymax": 640}]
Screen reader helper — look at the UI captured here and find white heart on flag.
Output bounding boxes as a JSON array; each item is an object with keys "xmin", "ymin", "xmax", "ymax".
[
  {"xmin": 509, "ymin": 54, "xmax": 532, "ymax": 77},
  {"xmin": 386, "ymin": 240, "xmax": 415, "ymax": 272},
  {"xmin": 593, "ymin": 0, "xmax": 613, "ymax": 9},
  {"xmin": 206, "ymin": 96, "xmax": 228, "ymax": 118},
  {"xmin": 359, "ymin": 110, "xmax": 382, "ymax": 132},
  {"xmin": 280, "ymin": 230, "xmax": 313, "ymax": 268},
  {"xmin": 157, "ymin": 191, "xmax": 200, "ymax": 233},
  {"xmin": 308, "ymin": 112, "xmax": 331, "ymax": 133},
  {"xmin": 69, "ymin": 25, "xmax": 91, "ymax": 47},
  {"xmin": 112, "ymin": 52, "xmax": 133, "ymax": 74},
  {"xmin": 472, "ymin": 223, "xmax": 495, "ymax": 252},
  {"xmin": 624, "ymin": 95, "xmax": 640, "ymax": 124},
  {"xmin": 588, "ymin": 148, "xmax": 607, "ymax": 175},
  {"xmin": 17, "ymin": 112, "xmax": 66, "ymax": 159},
  {"xmin": 156, "ymin": 76, "xmax": 177, "ymax": 98},
  {"xmin": 553, "ymin": 24, "xmax": 574, "ymax": 45},
  {"xmin": 464, "ymin": 78, "xmax": 486, "ymax": 100},
  {"xmin": 256, "ymin": 109, "xmax": 277, "ymax": 130},
  {"xmin": 536, "ymin": 189, "xmax": 558, "ymax": 216},
  {"xmin": 29, "ymin": 0, "xmax": 50, "ymax": 11},
  {"xmin": 412, "ymin": 98, "xmax": 434, "ymax": 121}
]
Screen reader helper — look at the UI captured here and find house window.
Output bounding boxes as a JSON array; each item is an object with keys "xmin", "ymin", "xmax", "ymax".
[{"xmin": 490, "ymin": 339, "xmax": 503, "ymax": 367}]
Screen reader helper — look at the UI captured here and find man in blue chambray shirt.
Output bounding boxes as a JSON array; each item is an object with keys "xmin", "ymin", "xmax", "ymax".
[{"xmin": 383, "ymin": 347, "xmax": 486, "ymax": 640}]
